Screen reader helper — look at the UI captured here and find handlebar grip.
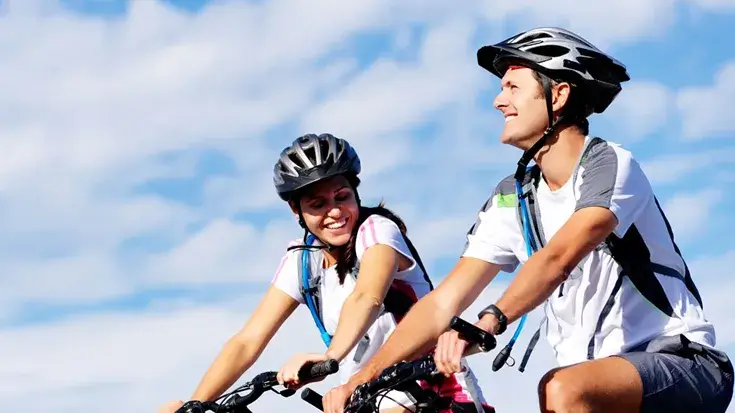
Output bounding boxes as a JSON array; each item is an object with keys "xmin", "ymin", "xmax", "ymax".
[
  {"xmin": 300, "ymin": 388, "xmax": 324, "ymax": 411},
  {"xmin": 177, "ymin": 401, "xmax": 208, "ymax": 413},
  {"xmin": 300, "ymin": 359, "xmax": 339, "ymax": 380},
  {"xmin": 449, "ymin": 316, "xmax": 497, "ymax": 352}
]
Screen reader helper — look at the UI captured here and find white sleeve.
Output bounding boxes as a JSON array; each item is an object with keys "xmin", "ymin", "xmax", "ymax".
[
  {"xmin": 355, "ymin": 215, "xmax": 414, "ymax": 266},
  {"xmin": 460, "ymin": 188, "xmax": 520, "ymax": 273},
  {"xmin": 270, "ymin": 247, "xmax": 304, "ymax": 304},
  {"xmin": 575, "ymin": 142, "xmax": 652, "ymax": 238}
]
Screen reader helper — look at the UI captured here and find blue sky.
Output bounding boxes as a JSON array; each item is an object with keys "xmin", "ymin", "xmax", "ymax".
[{"xmin": 1, "ymin": 0, "xmax": 734, "ymax": 412}]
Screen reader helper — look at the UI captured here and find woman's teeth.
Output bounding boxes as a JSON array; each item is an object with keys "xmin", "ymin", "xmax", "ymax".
[{"xmin": 326, "ymin": 219, "xmax": 347, "ymax": 229}]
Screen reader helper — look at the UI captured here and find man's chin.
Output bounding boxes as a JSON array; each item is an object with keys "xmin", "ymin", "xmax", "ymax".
[
  {"xmin": 499, "ymin": 134, "xmax": 522, "ymax": 148},
  {"xmin": 500, "ymin": 133, "xmax": 540, "ymax": 152}
]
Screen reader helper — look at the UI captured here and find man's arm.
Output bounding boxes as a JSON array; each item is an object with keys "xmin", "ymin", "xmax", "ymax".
[
  {"xmin": 485, "ymin": 207, "xmax": 617, "ymax": 329},
  {"xmin": 347, "ymin": 257, "xmax": 503, "ymax": 386},
  {"xmin": 483, "ymin": 143, "xmax": 651, "ymax": 332}
]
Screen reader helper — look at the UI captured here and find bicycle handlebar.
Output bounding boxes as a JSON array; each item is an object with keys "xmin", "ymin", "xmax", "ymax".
[
  {"xmin": 300, "ymin": 316, "xmax": 496, "ymax": 412},
  {"xmin": 177, "ymin": 359, "xmax": 339, "ymax": 413}
]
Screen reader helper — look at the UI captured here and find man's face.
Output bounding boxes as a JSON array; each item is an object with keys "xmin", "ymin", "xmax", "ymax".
[{"xmin": 493, "ymin": 66, "xmax": 550, "ymax": 150}]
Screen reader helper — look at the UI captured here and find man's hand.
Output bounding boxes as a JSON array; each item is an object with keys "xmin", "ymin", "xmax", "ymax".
[
  {"xmin": 434, "ymin": 314, "xmax": 498, "ymax": 376},
  {"xmin": 323, "ymin": 382, "xmax": 358, "ymax": 413},
  {"xmin": 434, "ymin": 329, "xmax": 468, "ymax": 377},
  {"xmin": 276, "ymin": 353, "xmax": 329, "ymax": 389}
]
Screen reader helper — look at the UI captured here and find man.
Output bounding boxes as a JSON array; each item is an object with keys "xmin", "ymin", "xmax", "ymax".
[{"xmin": 322, "ymin": 27, "xmax": 734, "ymax": 413}]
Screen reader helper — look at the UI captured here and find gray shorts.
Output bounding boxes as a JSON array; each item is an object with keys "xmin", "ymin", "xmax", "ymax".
[{"xmin": 617, "ymin": 335, "xmax": 734, "ymax": 413}]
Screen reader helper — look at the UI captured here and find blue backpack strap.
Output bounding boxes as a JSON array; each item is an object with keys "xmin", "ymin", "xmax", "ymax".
[
  {"xmin": 492, "ymin": 166, "xmax": 544, "ymax": 373},
  {"xmin": 298, "ymin": 233, "xmax": 333, "ymax": 347}
]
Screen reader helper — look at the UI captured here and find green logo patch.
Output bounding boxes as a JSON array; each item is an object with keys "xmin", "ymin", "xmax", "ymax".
[{"xmin": 494, "ymin": 193, "xmax": 517, "ymax": 208}]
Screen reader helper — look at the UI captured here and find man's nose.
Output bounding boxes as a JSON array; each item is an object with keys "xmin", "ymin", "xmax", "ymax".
[{"xmin": 494, "ymin": 90, "xmax": 509, "ymax": 110}]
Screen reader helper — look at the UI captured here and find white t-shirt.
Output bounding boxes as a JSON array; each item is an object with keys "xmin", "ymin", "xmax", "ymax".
[
  {"xmin": 271, "ymin": 214, "xmax": 489, "ymax": 411},
  {"xmin": 462, "ymin": 136, "xmax": 716, "ymax": 367},
  {"xmin": 271, "ymin": 214, "xmax": 432, "ymax": 383}
]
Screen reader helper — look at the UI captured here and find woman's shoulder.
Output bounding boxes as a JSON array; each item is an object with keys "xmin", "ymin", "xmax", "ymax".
[
  {"xmin": 355, "ymin": 212, "xmax": 411, "ymax": 258},
  {"xmin": 357, "ymin": 213, "xmax": 402, "ymax": 235}
]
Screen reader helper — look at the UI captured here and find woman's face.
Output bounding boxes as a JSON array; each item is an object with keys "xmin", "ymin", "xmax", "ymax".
[{"xmin": 293, "ymin": 175, "xmax": 359, "ymax": 247}]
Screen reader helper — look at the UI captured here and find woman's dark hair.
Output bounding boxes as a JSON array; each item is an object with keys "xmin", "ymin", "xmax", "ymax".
[{"xmin": 335, "ymin": 174, "xmax": 408, "ymax": 284}]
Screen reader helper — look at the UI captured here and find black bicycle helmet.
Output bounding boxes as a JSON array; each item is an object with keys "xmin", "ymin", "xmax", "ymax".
[
  {"xmin": 476, "ymin": 27, "xmax": 630, "ymax": 180},
  {"xmin": 273, "ymin": 133, "xmax": 361, "ymax": 201}
]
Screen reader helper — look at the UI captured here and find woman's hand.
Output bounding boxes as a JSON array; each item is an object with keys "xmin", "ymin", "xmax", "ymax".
[
  {"xmin": 156, "ymin": 400, "xmax": 184, "ymax": 413},
  {"xmin": 323, "ymin": 382, "xmax": 357, "ymax": 413},
  {"xmin": 276, "ymin": 352, "xmax": 329, "ymax": 389}
]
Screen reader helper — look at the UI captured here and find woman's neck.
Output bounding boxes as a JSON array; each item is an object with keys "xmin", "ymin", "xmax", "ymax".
[{"xmin": 323, "ymin": 248, "xmax": 341, "ymax": 268}]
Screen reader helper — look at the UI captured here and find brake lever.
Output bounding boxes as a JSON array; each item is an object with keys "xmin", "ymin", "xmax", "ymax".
[{"xmin": 273, "ymin": 387, "xmax": 296, "ymax": 397}]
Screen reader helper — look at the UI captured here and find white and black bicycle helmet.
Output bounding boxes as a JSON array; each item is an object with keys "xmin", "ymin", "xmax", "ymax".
[
  {"xmin": 273, "ymin": 133, "xmax": 361, "ymax": 201},
  {"xmin": 477, "ymin": 27, "xmax": 630, "ymax": 179},
  {"xmin": 478, "ymin": 26, "xmax": 630, "ymax": 114}
]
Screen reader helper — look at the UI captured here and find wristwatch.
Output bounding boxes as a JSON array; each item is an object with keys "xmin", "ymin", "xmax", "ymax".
[{"xmin": 477, "ymin": 304, "xmax": 508, "ymax": 335}]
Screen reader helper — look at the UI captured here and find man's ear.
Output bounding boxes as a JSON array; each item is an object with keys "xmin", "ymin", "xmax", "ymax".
[{"xmin": 551, "ymin": 82, "xmax": 572, "ymax": 114}]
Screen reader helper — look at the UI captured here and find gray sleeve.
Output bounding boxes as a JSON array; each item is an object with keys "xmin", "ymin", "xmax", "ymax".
[
  {"xmin": 461, "ymin": 176, "xmax": 520, "ymax": 273},
  {"xmin": 575, "ymin": 141, "xmax": 618, "ymax": 211}
]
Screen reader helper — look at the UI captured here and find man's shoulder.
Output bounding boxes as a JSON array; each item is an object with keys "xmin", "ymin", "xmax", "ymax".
[
  {"xmin": 577, "ymin": 136, "xmax": 646, "ymax": 183},
  {"xmin": 464, "ymin": 174, "xmax": 519, "ymax": 234},
  {"xmin": 477, "ymin": 174, "xmax": 518, "ymax": 212},
  {"xmin": 580, "ymin": 137, "xmax": 637, "ymax": 167}
]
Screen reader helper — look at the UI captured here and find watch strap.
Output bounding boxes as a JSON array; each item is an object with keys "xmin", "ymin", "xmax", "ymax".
[{"xmin": 477, "ymin": 304, "xmax": 508, "ymax": 335}]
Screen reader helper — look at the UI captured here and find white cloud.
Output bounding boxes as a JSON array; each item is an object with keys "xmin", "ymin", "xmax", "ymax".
[
  {"xmin": 302, "ymin": 18, "xmax": 483, "ymax": 144},
  {"xmin": 145, "ymin": 218, "xmax": 296, "ymax": 285},
  {"xmin": 478, "ymin": 0, "xmax": 678, "ymax": 47},
  {"xmin": 677, "ymin": 60, "xmax": 735, "ymax": 140},
  {"xmin": 0, "ymin": 295, "xmax": 333, "ymax": 412},
  {"xmin": 661, "ymin": 188, "xmax": 723, "ymax": 241},
  {"xmin": 0, "ymin": 0, "xmax": 491, "ymax": 312},
  {"xmin": 2, "ymin": 1, "xmax": 735, "ymax": 413},
  {"xmin": 2, "ymin": 251, "xmax": 131, "ymax": 308},
  {"xmin": 640, "ymin": 149, "xmax": 735, "ymax": 186},
  {"xmin": 600, "ymin": 81, "xmax": 672, "ymax": 143},
  {"xmin": 685, "ymin": 0, "xmax": 735, "ymax": 10},
  {"xmin": 688, "ymin": 249, "xmax": 735, "ymax": 348}
]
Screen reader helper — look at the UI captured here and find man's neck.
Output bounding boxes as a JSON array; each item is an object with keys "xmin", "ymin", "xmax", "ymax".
[{"xmin": 533, "ymin": 127, "xmax": 586, "ymax": 191}]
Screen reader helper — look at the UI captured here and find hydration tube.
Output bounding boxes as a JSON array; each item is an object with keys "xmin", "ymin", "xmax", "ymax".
[
  {"xmin": 491, "ymin": 175, "xmax": 534, "ymax": 371},
  {"xmin": 301, "ymin": 233, "xmax": 333, "ymax": 347}
]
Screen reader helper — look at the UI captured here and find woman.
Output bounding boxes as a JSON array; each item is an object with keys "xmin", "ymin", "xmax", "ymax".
[{"xmin": 158, "ymin": 133, "xmax": 493, "ymax": 413}]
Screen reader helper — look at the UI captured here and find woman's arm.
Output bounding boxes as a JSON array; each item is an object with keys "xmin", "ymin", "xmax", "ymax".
[
  {"xmin": 189, "ymin": 286, "xmax": 299, "ymax": 401},
  {"xmin": 324, "ymin": 244, "xmax": 400, "ymax": 362}
]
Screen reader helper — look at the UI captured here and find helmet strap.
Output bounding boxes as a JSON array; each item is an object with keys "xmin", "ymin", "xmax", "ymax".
[{"xmin": 514, "ymin": 73, "xmax": 565, "ymax": 181}]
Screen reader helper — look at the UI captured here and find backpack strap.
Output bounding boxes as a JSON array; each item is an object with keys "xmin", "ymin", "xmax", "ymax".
[
  {"xmin": 297, "ymin": 233, "xmax": 333, "ymax": 347},
  {"xmin": 403, "ymin": 234, "xmax": 434, "ymax": 290},
  {"xmin": 515, "ymin": 138, "xmax": 704, "ymax": 370},
  {"xmin": 514, "ymin": 165, "xmax": 547, "ymax": 373},
  {"xmin": 295, "ymin": 229, "xmax": 434, "ymax": 348},
  {"xmin": 381, "ymin": 232, "xmax": 435, "ymax": 320}
]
